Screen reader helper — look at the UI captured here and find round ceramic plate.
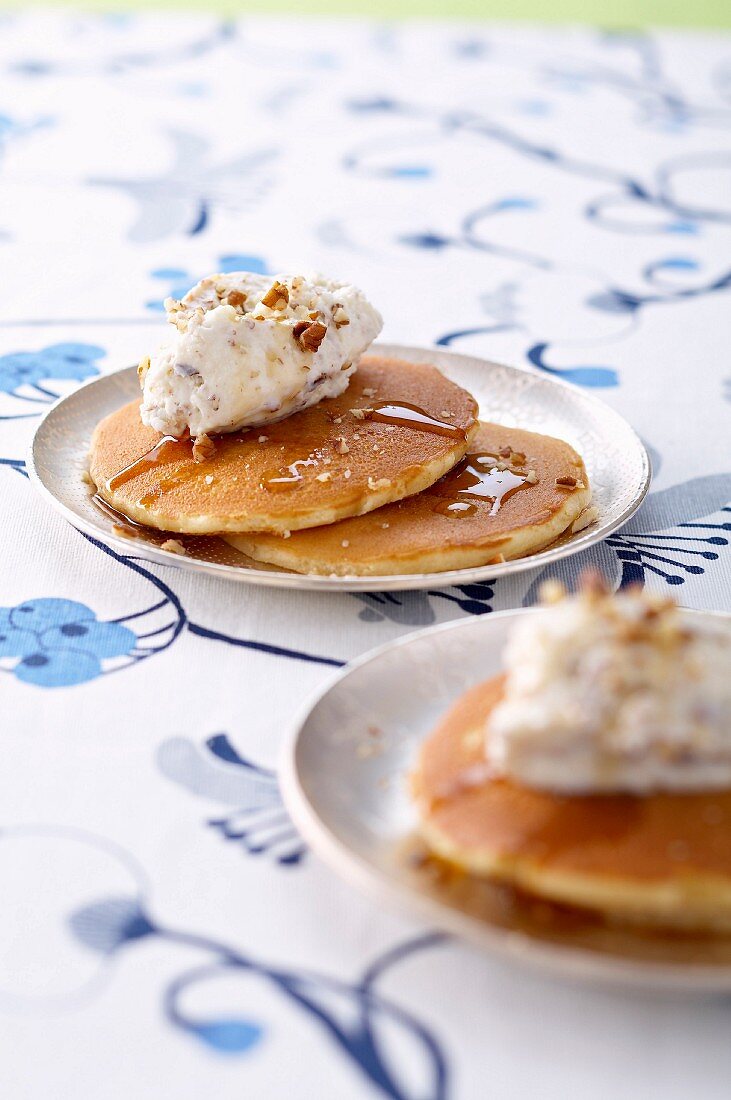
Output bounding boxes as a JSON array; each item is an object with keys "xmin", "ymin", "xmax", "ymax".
[
  {"xmin": 27, "ymin": 343, "xmax": 650, "ymax": 592},
  {"xmin": 282, "ymin": 608, "xmax": 731, "ymax": 993}
]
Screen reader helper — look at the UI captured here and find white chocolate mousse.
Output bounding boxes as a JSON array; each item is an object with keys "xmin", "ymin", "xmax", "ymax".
[
  {"xmin": 139, "ymin": 272, "xmax": 383, "ymax": 438},
  {"xmin": 488, "ymin": 580, "xmax": 731, "ymax": 793}
]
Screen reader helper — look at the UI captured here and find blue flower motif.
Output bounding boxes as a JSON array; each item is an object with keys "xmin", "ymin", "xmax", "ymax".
[
  {"xmin": 0, "ymin": 598, "xmax": 136, "ymax": 687},
  {"xmin": 0, "ymin": 343, "xmax": 104, "ymax": 396}
]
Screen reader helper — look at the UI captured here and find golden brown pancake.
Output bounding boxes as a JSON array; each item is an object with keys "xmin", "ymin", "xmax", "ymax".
[
  {"xmin": 412, "ymin": 676, "xmax": 731, "ymax": 932},
  {"xmin": 226, "ymin": 423, "xmax": 591, "ymax": 575},
  {"xmin": 89, "ymin": 357, "xmax": 478, "ymax": 535}
]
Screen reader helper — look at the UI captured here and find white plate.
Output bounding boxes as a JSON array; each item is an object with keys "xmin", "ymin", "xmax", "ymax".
[
  {"xmin": 27, "ymin": 343, "xmax": 650, "ymax": 592},
  {"xmin": 282, "ymin": 609, "xmax": 731, "ymax": 993}
]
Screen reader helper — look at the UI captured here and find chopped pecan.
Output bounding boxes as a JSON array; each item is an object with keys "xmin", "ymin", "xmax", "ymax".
[
  {"xmin": 294, "ymin": 320, "xmax": 328, "ymax": 352},
  {"xmin": 262, "ymin": 281, "xmax": 289, "ymax": 307},
  {"xmin": 227, "ymin": 290, "xmax": 247, "ymax": 308},
  {"xmin": 555, "ymin": 475, "xmax": 578, "ymax": 488},
  {"xmin": 261, "ymin": 281, "xmax": 289, "ymax": 308},
  {"xmin": 192, "ymin": 433, "xmax": 217, "ymax": 463}
]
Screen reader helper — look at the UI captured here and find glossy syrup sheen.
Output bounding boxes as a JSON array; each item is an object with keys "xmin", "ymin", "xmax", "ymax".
[
  {"xmin": 368, "ymin": 402, "xmax": 467, "ymax": 441},
  {"xmin": 433, "ymin": 454, "xmax": 529, "ymax": 518},
  {"xmin": 92, "ymin": 492, "xmax": 147, "ymax": 531},
  {"xmin": 139, "ymin": 467, "xmax": 212, "ymax": 507},
  {"xmin": 261, "ymin": 455, "xmax": 321, "ymax": 493},
  {"xmin": 105, "ymin": 399, "xmax": 468, "ymax": 505},
  {"xmin": 106, "ymin": 435, "xmax": 186, "ymax": 492},
  {"xmin": 102, "ymin": 400, "xmax": 468, "ymax": 506},
  {"xmin": 105, "ymin": 429, "xmax": 252, "ymax": 506}
]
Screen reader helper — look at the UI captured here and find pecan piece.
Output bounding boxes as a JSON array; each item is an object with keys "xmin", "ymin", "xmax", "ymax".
[
  {"xmin": 193, "ymin": 433, "xmax": 217, "ymax": 463},
  {"xmin": 294, "ymin": 320, "xmax": 328, "ymax": 352},
  {"xmin": 261, "ymin": 281, "xmax": 289, "ymax": 309},
  {"xmin": 227, "ymin": 290, "xmax": 247, "ymax": 308}
]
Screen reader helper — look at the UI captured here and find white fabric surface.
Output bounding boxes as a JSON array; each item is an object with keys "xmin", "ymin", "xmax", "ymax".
[{"xmin": 1, "ymin": 12, "xmax": 730, "ymax": 1099}]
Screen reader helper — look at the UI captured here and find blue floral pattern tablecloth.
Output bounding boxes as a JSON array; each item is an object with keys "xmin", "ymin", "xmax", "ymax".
[{"xmin": 1, "ymin": 12, "xmax": 730, "ymax": 1099}]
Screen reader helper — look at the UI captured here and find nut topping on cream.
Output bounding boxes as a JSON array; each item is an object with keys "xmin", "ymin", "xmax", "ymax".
[
  {"xmin": 139, "ymin": 272, "xmax": 382, "ymax": 438},
  {"xmin": 487, "ymin": 576, "xmax": 731, "ymax": 793}
]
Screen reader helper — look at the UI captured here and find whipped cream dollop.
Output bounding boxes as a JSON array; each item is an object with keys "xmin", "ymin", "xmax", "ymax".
[
  {"xmin": 487, "ymin": 582, "xmax": 731, "ymax": 793},
  {"xmin": 139, "ymin": 272, "xmax": 383, "ymax": 437}
]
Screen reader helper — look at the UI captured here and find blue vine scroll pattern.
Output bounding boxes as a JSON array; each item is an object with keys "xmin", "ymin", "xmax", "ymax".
[
  {"xmin": 0, "ymin": 824, "xmax": 449, "ymax": 1099},
  {"xmin": 338, "ymin": 45, "xmax": 731, "ymax": 389}
]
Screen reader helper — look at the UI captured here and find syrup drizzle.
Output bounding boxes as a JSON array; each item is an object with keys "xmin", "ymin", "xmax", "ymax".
[
  {"xmin": 139, "ymin": 465, "xmax": 214, "ymax": 507},
  {"xmin": 106, "ymin": 435, "xmax": 187, "ymax": 492},
  {"xmin": 104, "ymin": 397, "xmax": 469, "ymax": 507},
  {"xmin": 433, "ymin": 454, "xmax": 530, "ymax": 517},
  {"xmin": 261, "ymin": 455, "xmax": 320, "ymax": 492},
  {"xmin": 433, "ymin": 500, "xmax": 478, "ymax": 518},
  {"xmin": 106, "ymin": 429, "xmax": 255, "ymax": 508},
  {"xmin": 368, "ymin": 402, "xmax": 466, "ymax": 440},
  {"xmin": 92, "ymin": 492, "xmax": 146, "ymax": 530}
]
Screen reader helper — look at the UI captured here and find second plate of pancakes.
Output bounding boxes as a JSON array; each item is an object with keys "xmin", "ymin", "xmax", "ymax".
[
  {"xmin": 28, "ymin": 344, "xmax": 650, "ymax": 592},
  {"xmin": 281, "ymin": 609, "xmax": 731, "ymax": 993}
]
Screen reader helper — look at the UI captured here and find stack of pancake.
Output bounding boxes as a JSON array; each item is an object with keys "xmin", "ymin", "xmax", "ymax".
[
  {"xmin": 89, "ymin": 354, "xmax": 593, "ymax": 576},
  {"xmin": 412, "ymin": 674, "xmax": 731, "ymax": 934}
]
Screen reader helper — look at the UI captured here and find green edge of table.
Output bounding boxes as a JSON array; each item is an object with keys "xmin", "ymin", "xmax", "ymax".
[{"xmin": 2, "ymin": 0, "xmax": 730, "ymax": 31}]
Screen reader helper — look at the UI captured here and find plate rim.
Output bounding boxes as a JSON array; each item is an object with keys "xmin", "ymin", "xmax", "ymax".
[
  {"xmin": 26, "ymin": 343, "xmax": 652, "ymax": 593},
  {"xmin": 280, "ymin": 607, "xmax": 731, "ymax": 993}
]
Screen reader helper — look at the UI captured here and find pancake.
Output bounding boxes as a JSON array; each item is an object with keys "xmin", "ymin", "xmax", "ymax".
[
  {"xmin": 411, "ymin": 676, "xmax": 731, "ymax": 932},
  {"xmin": 225, "ymin": 423, "xmax": 591, "ymax": 576},
  {"xmin": 89, "ymin": 356, "xmax": 478, "ymax": 535}
]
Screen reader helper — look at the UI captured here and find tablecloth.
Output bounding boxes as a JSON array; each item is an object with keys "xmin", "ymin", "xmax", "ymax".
[{"xmin": 1, "ymin": 12, "xmax": 730, "ymax": 1100}]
